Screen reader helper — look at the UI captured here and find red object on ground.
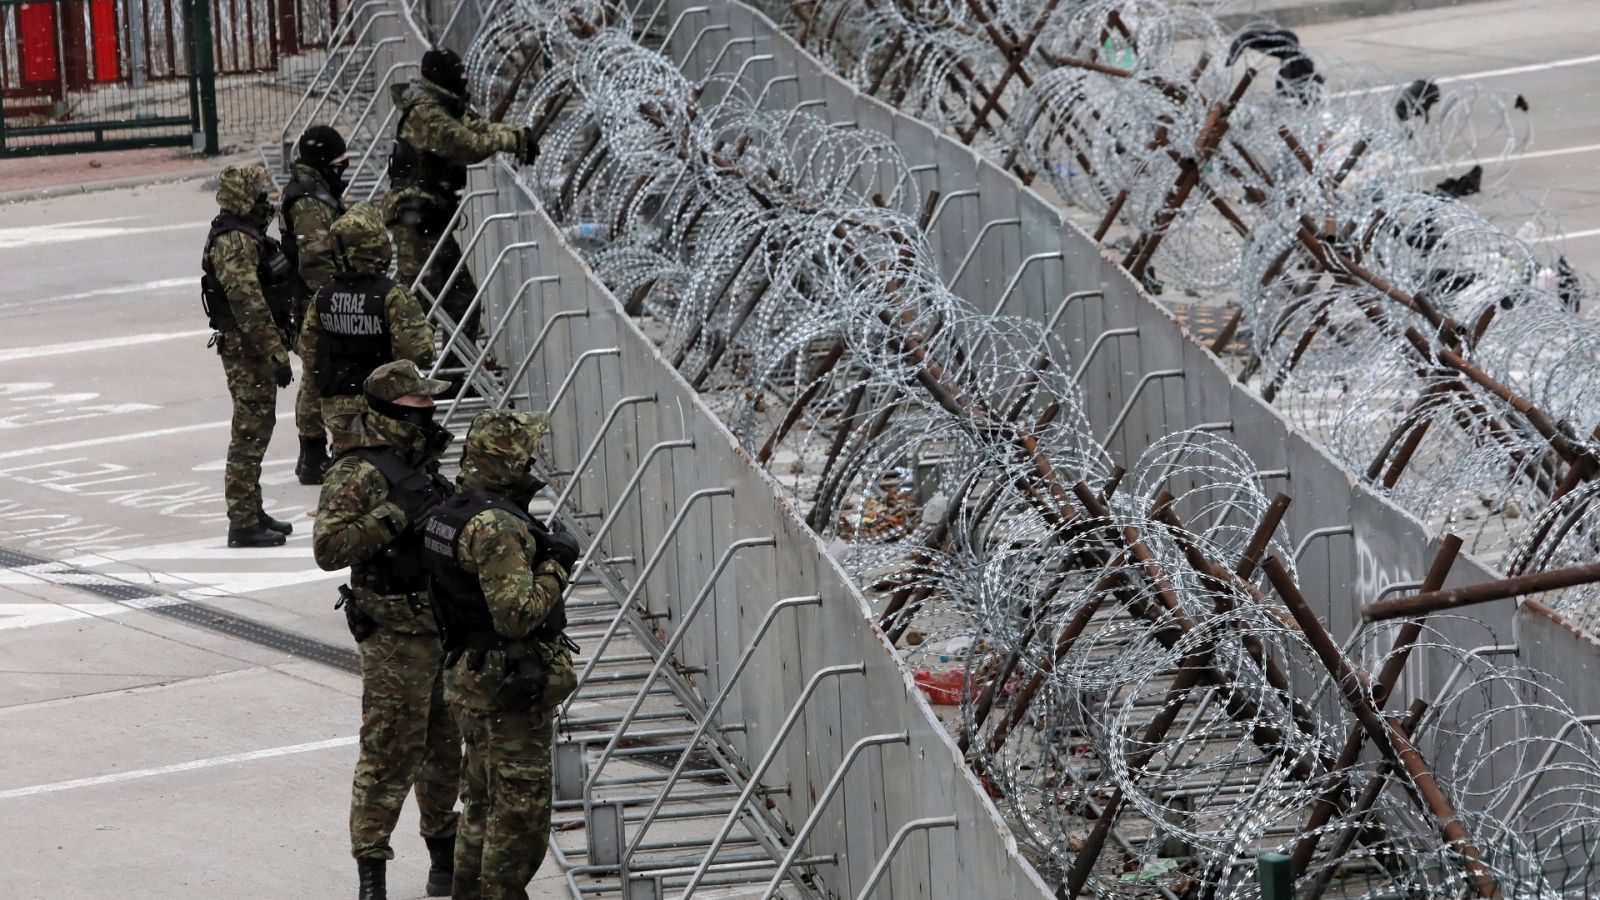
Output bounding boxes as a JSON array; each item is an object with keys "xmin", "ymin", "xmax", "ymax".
[
  {"xmin": 90, "ymin": 0, "xmax": 121, "ymax": 82},
  {"xmin": 913, "ymin": 668, "xmax": 969, "ymax": 705}
]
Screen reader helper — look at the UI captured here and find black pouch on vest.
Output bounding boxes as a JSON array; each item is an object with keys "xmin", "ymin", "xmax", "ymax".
[
  {"xmin": 495, "ymin": 642, "xmax": 549, "ymax": 712},
  {"xmin": 337, "ymin": 584, "xmax": 378, "ymax": 643}
]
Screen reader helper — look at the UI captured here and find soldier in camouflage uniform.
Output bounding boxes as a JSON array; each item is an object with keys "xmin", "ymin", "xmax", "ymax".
[
  {"xmin": 201, "ymin": 163, "xmax": 297, "ymax": 548},
  {"xmin": 302, "ymin": 201, "xmax": 436, "ymax": 454},
  {"xmin": 313, "ymin": 360, "xmax": 461, "ymax": 900},
  {"xmin": 386, "ymin": 48, "xmax": 534, "ymax": 363},
  {"xmin": 420, "ymin": 410, "xmax": 579, "ymax": 900},
  {"xmin": 281, "ymin": 125, "xmax": 350, "ymax": 485}
]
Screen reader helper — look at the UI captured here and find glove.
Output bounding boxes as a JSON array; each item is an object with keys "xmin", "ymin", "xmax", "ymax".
[
  {"xmin": 519, "ymin": 125, "xmax": 539, "ymax": 165},
  {"xmin": 533, "ymin": 520, "xmax": 581, "ymax": 572},
  {"xmin": 275, "ymin": 360, "xmax": 294, "ymax": 388}
]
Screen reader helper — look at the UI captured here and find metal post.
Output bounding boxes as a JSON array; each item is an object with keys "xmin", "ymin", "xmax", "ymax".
[
  {"xmin": 760, "ymin": 733, "xmax": 910, "ymax": 898},
  {"xmin": 564, "ymin": 438, "xmax": 695, "ymax": 584},
  {"xmin": 439, "ymin": 274, "xmax": 559, "ymax": 424},
  {"xmin": 990, "ymin": 251, "xmax": 1063, "ymax": 315},
  {"xmin": 489, "ymin": 308, "xmax": 587, "ymax": 412},
  {"xmin": 1101, "ymin": 369, "xmax": 1184, "ymax": 443},
  {"xmin": 1257, "ymin": 852, "xmax": 1292, "ymax": 899},
  {"xmin": 562, "ymin": 486, "xmax": 733, "ymax": 709},
  {"xmin": 949, "ymin": 218, "xmax": 1021, "ymax": 286},
  {"xmin": 189, "ymin": 0, "xmax": 219, "ymax": 155},
  {"xmin": 625, "ymin": 596, "xmax": 822, "ymax": 866},
  {"xmin": 1071, "ymin": 327, "xmax": 1139, "ymax": 383},
  {"xmin": 548, "ymin": 348, "xmax": 621, "ymax": 413},
  {"xmin": 545, "ymin": 395, "xmax": 656, "ymax": 523},
  {"xmin": 852, "ymin": 817, "xmax": 959, "ymax": 900},
  {"xmin": 583, "ymin": 537, "xmax": 777, "ymax": 793},
  {"xmin": 676, "ymin": 663, "xmax": 867, "ymax": 900}
]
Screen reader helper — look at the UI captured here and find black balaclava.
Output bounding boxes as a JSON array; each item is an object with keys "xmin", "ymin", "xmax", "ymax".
[
  {"xmin": 421, "ymin": 47, "xmax": 470, "ymax": 100},
  {"xmin": 366, "ymin": 393, "xmax": 454, "ymax": 463},
  {"xmin": 297, "ymin": 125, "xmax": 350, "ymax": 198},
  {"xmin": 249, "ymin": 190, "xmax": 275, "ymax": 227}
]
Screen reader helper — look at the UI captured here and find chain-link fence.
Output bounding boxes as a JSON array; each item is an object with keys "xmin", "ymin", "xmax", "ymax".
[{"xmin": 1, "ymin": 0, "xmax": 347, "ymax": 156}]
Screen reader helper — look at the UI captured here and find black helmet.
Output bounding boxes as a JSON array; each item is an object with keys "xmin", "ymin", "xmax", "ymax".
[
  {"xmin": 421, "ymin": 47, "xmax": 469, "ymax": 97},
  {"xmin": 297, "ymin": 125, "xmax": 347, "ymax": 166}
]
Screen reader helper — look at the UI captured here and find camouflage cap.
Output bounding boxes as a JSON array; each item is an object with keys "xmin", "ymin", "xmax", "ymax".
[
  {"xmin": 331, "ymin": 201, "xmax": 392, "ymax": 273},
  {"xmin": 365, "ymin": 359, "xmax": 453, "ymax": 401},
  {"xmin": 217, "ymin": 163, "xmax": 274, "ymax": 216},
  {"xmin": 461, "ymin": 410, "xmax": 551, "ymax": 487}
]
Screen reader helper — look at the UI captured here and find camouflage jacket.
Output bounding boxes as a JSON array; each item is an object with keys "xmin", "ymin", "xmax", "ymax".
[
  {"xmin": 284, "ymin": 163, "xmax": 342, "ymax": 295},
  {"xmin": 443, "ymin": 489, "xmax": 568, "ymax": 709},
  {"xmin": 313, "ymin": 413, "xmax": 441, "ymax": 632},
  {"xmin": 211, "ymin": 165, "xmax": 289, "ymax": 361},
  {"xmin": 388, "ymin": 77, "xmax": 523, "ymax": 209}
]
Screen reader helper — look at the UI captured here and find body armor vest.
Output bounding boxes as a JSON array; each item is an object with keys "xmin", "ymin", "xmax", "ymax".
[
  {"xmin": 345, "ymin": 448, "xmax": 452, "ymax": 597},
  {"xmin": 200, "ymin": 215, "xmax": 296, "ymax": 334},
  {"xmin": 313, "ymin": 273, "xmax": 394, "ymax": 396},
  {"xmin": 279, "ymin": 175, "xmax": 345, "ymax": 276},
  {"xmin": 421, "ymin": 490, "xmax": 568, "ymax": 652},
  {"xmin": 387, "ymin": 102, "xmax": 470, "ymax": 205}
]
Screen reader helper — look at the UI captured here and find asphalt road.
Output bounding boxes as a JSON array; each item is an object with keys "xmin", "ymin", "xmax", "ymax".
[
  {"xmin": 0, "ymin": 180, "xmax": 570, "ymax": 899},
  {"xmin": 0, "ymin": 1, "xmax": 1594, "ymax": 897}
]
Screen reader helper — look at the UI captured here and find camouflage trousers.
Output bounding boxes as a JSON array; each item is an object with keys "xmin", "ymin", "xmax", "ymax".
[
  {"xmin": 391, "ymin": 217, "xmax": 481, "ymax": 344},
  {"xmin": 450, "ymin": 704, "xmax": 554, "ymax": 900},
  {"xmin": 351, "ymin": 625, "xmax": 462, "ymax": 860},
  {"xmin": 218, "ymin": 343, "xmax": 277, "ymax": 528},
  {"xmin": 293, "ymin": 324, "xmax": 324, "ymax": 441}
]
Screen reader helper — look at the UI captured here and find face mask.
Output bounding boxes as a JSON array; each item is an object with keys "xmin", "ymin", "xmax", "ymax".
[
  {"xmin": 323, "ymin": 161, "xmax": 350, "ymax": 197},
  {"xmin": 250, "ymin": 191, "xmax": 275, "ymax": 223}
]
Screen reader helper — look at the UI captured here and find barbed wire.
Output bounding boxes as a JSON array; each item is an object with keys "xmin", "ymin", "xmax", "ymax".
[{"xmin": 461, "ymin": 2, "xmax": 1600, "ymax": 893}]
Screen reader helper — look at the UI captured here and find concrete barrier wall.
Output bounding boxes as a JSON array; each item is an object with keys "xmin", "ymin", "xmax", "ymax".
[
  {"xmin": 473, "ymin": 159, "xmax": 1056, "ymax": 899},
  {"xmin": 657, "ymin": 0, "xmax": 1536, "ymax": 713}
]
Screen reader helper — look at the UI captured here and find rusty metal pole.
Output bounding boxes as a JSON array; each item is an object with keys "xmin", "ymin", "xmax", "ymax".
[
  {"xmin": 1365, "ymin": 560, "xmax": 1600, "ymax": 621},
  {"xmin": 1263, "ymin": 556, "xmax": 1502, "ymax": 899}
]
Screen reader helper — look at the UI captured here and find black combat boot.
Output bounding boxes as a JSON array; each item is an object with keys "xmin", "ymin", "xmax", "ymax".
[
  {"xmin": 357, "ymin": 858, "xmax": 387, "ymax": 900},
  {"xmin": 227, "ymin": 524, "xmax": 286, "ymax": 548},
  {"xmin": 257, "ymin": 510, "xmax": 293, "ymax": 535},
  {"xmin": 296, "ymin": 436, "xmax": 330, "ymax": 485},
  {"xmin": 424, "ymin": 835, "xmax": 455, "ymax": 896}
]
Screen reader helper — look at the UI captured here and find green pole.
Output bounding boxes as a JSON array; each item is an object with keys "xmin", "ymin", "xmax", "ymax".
[
  {"xmin": 1258, "ymin": 852, "xmax": 1293, "ymax": 900},
  {"xmin": 190, "ymin": 0, "xmax": 220, "ymax": 155}
]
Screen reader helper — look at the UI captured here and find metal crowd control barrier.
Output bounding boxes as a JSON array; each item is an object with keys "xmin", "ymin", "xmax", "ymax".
[{"xmin": 470, "ymin": 157, "xmax": 1058, "ymax": 898}]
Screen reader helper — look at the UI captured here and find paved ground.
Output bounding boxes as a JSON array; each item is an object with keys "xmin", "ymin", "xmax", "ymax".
[
  {"xmin": 0, "ymin": 180, "xmax": 566, "ymax": 899},
  {"xmin": 1302, "ymin": 0, "xmax": 1600, "ymax": 280},
  {"xmin": 1, "ymin": 1, "xmax": 1595, "ymax": 897}
]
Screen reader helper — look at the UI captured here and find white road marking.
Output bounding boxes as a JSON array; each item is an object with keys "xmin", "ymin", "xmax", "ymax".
[
  {"xmin": 1408, "ymin": 141, "xmax": 1600, "ymax": 176},
  {"xmin": 1532, "ymin": 227, "xmax": 1600, "ymax": 244},
  {"xmin": 0, "ymin": 736, "xmax": 357, "ymax": 800},
  {"xmin": 0, "ymin": 331, "xmax": 212, "ymax": 364},
  {"xmin": 33, "ymin": 278, "xmax": 195, "ymax": 305},
  {"xmin": 0, "ymin": 601, "xmax": 132, "ymax": 630},
  {"xmin": 1334, "ymin": 52, "xmax": 1600, "ymax": 98},
  {"xmin": 0, "ymin": 421, "xmax": 230, "ymax": 461},
  {"xmin": 0, "ymin": 221, "xmax": 206, "ymax": 251}
]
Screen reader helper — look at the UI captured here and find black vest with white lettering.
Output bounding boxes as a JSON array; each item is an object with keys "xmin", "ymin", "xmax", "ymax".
[
  {"xmin": 420, "ymin": 490, "xmax": 567, "ymax": 651},
  {"xmin": 313, "ymin": 273, "xmax": 394, "ymax": 396}
]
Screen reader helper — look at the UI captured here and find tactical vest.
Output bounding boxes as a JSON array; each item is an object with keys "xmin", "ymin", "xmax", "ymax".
[
  {"xmin": 387, "ymin": 100, "xmax": 470, "ymax": 204},
  {"xmin": 200, "ymin": 215, "xmax": 296, "ymax": 334},
  {"xmin": 279, "ymin": 174, "xmax": 345, "ymax": 276},
  {"xmin": 421, "ymin": 490, "xmax": 568, "ymax": 652},
  {"xmin": 344, "ymin": 447, "xmax": 453, "ymax": 596},
  {"xmin": 313, "ymin": 273, "xmax": 394, "ymax": 396}
]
